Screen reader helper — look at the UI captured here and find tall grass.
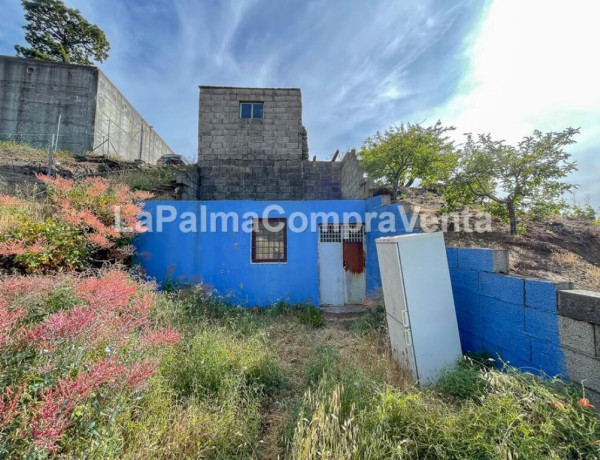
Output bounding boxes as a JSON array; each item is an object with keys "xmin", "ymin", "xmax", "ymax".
[
  {"xmin": 289, "ymin": 356, "xmax": 600, "ymax": 459},
  {"xmin": 1, "ymin": 269, "xmax": 598, "ymax": 458}
]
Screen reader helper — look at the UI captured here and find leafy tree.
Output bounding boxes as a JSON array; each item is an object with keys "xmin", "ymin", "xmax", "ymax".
[
  {"xmin": 358, "ymin": 121, "xmax": 456, "ymax": 200},
  {"xmin": 446, "ymin": 128, "xmax": 579, "ymax": 235},
  {"xmin": 568, "ymin": 195, "xmax": 598, "ymax": 221},
  {"xmin": 15, "ymin": 0, "xmax": 110, "ymax": 65}
]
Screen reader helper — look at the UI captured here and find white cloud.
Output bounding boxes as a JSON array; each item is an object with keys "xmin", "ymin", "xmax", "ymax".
[{"xmin": 425, "ymin": 0, "xmax": 600, "ymax": 207}]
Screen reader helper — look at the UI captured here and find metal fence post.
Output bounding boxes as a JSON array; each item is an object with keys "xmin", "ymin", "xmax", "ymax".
[{"xmin": 48, "ymin": 134, "xmax": 55, "ymax": 176}]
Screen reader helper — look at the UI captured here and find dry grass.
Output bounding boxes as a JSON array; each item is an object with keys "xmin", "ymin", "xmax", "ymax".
[
  {"xmin": 552, "ymin": 251, "xmax": 580, "ymax": 267},
  {"xmin": 552, "ymin": 251, "xmax": 600, "ymax": 291},
  {"xmin": 0, "ymin": 196, "xmax": 46, "ymax": 233},
  {"xmin": 259, "ymin": 318, "xmax": 410, "ymax": 458},
  {"xmin": 588, "ymin": 265, "xmax": 600, "ymax": 288}
]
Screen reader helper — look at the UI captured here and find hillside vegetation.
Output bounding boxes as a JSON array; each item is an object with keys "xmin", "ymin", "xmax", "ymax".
[
  {"xmin": 1, "ymin": 276, "xmax": 599, "ymax": 458},
  {"xmin": 401, "ymin": 188, "xmax": 600, "ymax": 291},
  {"xmin": 0, "ymin": 144, "xmax": 599, "ymax": 457}
]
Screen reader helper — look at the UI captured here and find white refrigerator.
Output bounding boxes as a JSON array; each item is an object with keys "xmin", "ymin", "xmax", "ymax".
[{"xmin": 376, "ymin": 232, "xmax": 462, "ymax": 384}]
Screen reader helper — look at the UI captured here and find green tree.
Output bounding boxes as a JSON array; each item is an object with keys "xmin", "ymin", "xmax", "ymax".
[
  {"xmin": 446, "ymin": 128, "xmax": 579, "ymax": 235},
  {"xmin": 358, "ymin": 121, "xmax": 456, "ymax": 200},
  {"xmin": 15, "ymin": 0, "xmax": 110, "ymax": 65}
]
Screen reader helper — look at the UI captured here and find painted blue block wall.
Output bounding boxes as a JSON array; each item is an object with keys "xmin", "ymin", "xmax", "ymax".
[
  {"xmin": 447, "ymin": 247, "xmax": 568, "ymax": 377},
  {"xmin": 365, "ymin": 198, "xmax": 415, "ymax": 297},
  {"xmin": 135, "ymin": 197, "xmax": 411, "ymax": 306}
]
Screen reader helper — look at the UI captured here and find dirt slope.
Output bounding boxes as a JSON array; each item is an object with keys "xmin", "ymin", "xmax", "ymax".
[
  {"xmin": 401, "ymin": 188, "xmax": 600, "ymax": 291},
  {"xmin": 0, "ymin": 143, "xmax": 180, "ymax": 199}
]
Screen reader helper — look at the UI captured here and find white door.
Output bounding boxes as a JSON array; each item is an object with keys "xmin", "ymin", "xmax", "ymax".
[
  {"xmin": 342, "ymin": 224, "xmax": 366, "ymax": 305},
  {"xmin": 319, "ymin": 224, "xmax": 366, "ymax": 306},
  {"xmin": 318, "ymin": 225, "xmax": 345, "ymax": 306}
]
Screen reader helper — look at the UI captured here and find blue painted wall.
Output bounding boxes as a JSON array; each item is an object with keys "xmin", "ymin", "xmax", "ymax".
[
  {"xmin": 447, "ymin": 247, "xmax": 568, "ymax": 377},
  {"xmin": 135, "ymin": 197, "xmax": 411, "ymax": 306},
  {"xmin": 365, "ymin": 197, "xmax": 418, "ymax": 297}
]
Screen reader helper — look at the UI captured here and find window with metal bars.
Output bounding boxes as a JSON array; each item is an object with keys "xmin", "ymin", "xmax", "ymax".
[
  {"xmin": 251, "ymin": 218, "xmax": 287, "ymax": 263},
  {"xmin": 319, "ymin": 223, "xmax": 364, "ymax": 243}
]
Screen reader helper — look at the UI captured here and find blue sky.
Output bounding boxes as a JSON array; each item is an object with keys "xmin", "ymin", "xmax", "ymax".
[{"xmin": 1, "ymin": 0, "xmax": 599, "ymax": 208}]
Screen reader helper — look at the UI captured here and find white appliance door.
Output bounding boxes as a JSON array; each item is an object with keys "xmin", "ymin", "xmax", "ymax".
[
  {"xmin": 397, "ymin": 233, "xmax": 462, "ymax": 384},
  {"xmin": 375, "ymin": 241, "xmax": 417, "ymax": 378}
]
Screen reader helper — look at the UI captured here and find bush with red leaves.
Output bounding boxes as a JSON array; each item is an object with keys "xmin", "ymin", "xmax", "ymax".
[
  {"xmin": 0, "ymin": 175, "xmax": 151, "ymax": 274},
  {"xmin": 0, "ymin": 269, "xmax": 180, "ymax": 454}
]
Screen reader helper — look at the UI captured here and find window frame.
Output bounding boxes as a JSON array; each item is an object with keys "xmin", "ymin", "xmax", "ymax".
[
  {"xmin": 251, "ymin": 218, "xmax": 287, "ymax": 263},
  {"xmin": 239, "ymin": 101, "xmax": 264, "ymax": 119}
]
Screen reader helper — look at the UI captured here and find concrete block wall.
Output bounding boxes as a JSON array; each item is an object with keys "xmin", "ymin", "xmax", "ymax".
[
  {"xmin": 448, "ymin": 246, "xmax": 600, "ymax": 404},
  {"xmin": 198, "ymin": 86, "xmax": 307, "ymax": 161},
  {"xmin": 196, "ymin": 158, "xmax": 342, "ymax": 200},
  {"xmin": 558, "ymin": 290, "xmax": 600, "ymax": 405},
  {"xmin": 340, "ymin": 149, "xmax": 377, "ymax": 199},
  {"xmin": 93, "ymin": 71, "xmax": 174, "ymax": 164}
]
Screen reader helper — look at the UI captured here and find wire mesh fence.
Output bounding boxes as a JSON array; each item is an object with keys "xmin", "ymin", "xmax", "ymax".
[{"xmin": 0, "ymin": 131, "xmax": 92, "ymax": 154}]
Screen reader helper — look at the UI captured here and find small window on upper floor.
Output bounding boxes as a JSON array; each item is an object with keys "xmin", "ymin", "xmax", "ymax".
[{"xmin": 240, "ymin": 102, "xmax": 264, "ymax": 119}]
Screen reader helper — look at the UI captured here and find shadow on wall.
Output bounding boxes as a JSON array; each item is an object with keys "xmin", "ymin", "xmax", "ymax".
[{"xmin": 448, "ymin": 246, "xmax": 600, "ymax": 406}]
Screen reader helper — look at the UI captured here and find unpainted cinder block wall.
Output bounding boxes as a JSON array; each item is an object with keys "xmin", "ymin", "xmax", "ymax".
[
  {"xmin": 196, "ymin": 158, "xmax": 342, "ymax": 200},
  {"xmin": 447, "ymin": 246, "xmax": 600, "ymax": 405},
  {"xmin": 198, "ymin": 86, "xmax": 307, "ymax": 161},
  {"xmin": 195, "ymin": 86, "xmax": 343, "ymax": 200},
  {"xmin": 340, "ymin": 149, "xmax": 377, "ymax": 199}
]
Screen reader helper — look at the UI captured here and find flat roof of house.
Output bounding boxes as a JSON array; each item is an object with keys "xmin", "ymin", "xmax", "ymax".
[{"xmin": 199, "ymin": 85, "xmax": 300, "ymax": 91}]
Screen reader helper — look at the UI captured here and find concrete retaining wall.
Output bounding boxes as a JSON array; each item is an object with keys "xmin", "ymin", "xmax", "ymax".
[
  {"xmin": 0, "ymin": 55, "xmax": 175, "ymax": 162},
  {"xmin": 93, "ymin": 71, "xmax": 174, "ymax": 163},
  {"xmin": 0, "ymin": 56, "xmax": 97, "ymax": 153},
  {"xmin": 448, "ymin": 246, "xmax": 600, "ymax": 405}
]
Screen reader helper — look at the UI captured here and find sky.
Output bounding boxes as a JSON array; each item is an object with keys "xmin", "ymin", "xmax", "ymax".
[{"xmin": 1, "ymin": 0, "xmax": 598, "ymax": 208}]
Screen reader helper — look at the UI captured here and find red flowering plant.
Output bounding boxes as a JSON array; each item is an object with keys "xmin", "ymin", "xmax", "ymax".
[
  {"xmin": 0, "ymin": 176, "xmax": 152, "ymax": 274},
  {"xmin": 0, "ymin": 269, "xmax": 180, "ymax": 454}
]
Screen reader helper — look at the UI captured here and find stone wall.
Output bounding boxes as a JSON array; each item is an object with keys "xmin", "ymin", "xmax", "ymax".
[
  {"xmin": 93, "ymin": 71, "xmax": 174, "ymax": 163},
  {"xmin": 197, "ymin": 158, "xmax": 342, "ymax": 200},
  {"xmin": 0, "ymin": 55, "xmax": 97, "ymax": 153},
  {"xmin": 447, "ymin": 246, "xmax": 600, "ymax": 406},
  {"xmin": 198, "ymin": 86, "xmax": 307, "ymax": 161}
]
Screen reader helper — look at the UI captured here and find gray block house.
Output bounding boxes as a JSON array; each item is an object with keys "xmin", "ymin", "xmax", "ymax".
[{"xmin": 195, "ymin": 85, "xmax": 374, "ymax": 200}]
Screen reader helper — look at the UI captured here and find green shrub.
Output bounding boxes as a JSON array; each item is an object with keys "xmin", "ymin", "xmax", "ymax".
[
  {"xmin": 351, "ymin": 305, "xmax": 386, "ymax": 336},
  {"xmin": 294, "ymin": 304, "xmax": 325, "ymax": 328},
  {"xmin": 0, "ymin": 175, "xmax": 151, "ymax": 273},
  {"xmin": 161, "ymin": 329, "xmax": 287, "ymax": 399},
  {"xmin": 2, "ymin": 217, "xmax": 88, "ymax": 273},
  {"xmin": 433, "ymin": 356, "xmax": 489, "ymax": 401}
]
